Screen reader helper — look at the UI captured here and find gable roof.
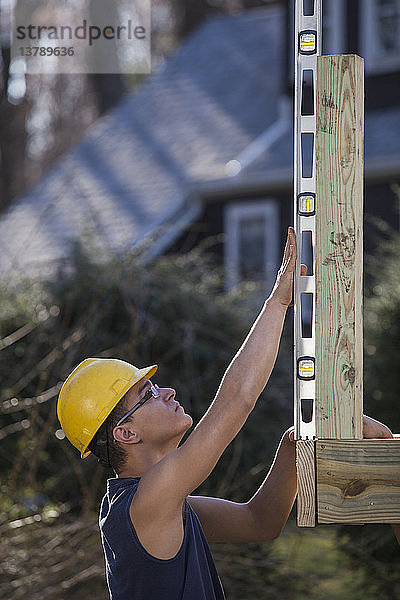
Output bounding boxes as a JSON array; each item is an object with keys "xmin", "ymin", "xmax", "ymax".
[
  {"xmin": 0, "ymin": 6, "xmax": 285, "ymax": 279},
  {"xmin": 245, "ymin": 104, "xmax": 400, "ymax": 178},
  {"xmin": 1, "ymin": 6, "xmax": 399, "ymax": 280}
]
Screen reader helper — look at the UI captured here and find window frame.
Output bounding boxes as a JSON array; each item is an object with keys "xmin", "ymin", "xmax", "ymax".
[
  {"xmin": 224, "ymin": 200, "xmax": 280, "ymax": 295},
  {"xmin": 322, "ymin": 0, "xmax": 346, "ymax": 54},
  {"xmin": 361, "ymin": 0, "xmax": 400, "ymax": 74}
]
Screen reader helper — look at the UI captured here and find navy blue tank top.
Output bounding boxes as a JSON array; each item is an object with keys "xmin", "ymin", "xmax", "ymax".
[{"xmin": 99, "ymin": 477, "xmax": 225, "ymax": 600}]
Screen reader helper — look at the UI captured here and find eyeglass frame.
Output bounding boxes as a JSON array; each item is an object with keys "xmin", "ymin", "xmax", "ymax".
[
  {"xmin": 95, "ymin": 382, "xmax": 160, "ymax": 468},
  {"xmin": 114, "ymin": 382, "xmax": 160, "ymax": 428}
]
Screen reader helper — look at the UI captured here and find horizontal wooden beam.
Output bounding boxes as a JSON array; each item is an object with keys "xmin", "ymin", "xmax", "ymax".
[{"xmin": 316, "ymin": 440, "xmax": 400, "ymax": 524}]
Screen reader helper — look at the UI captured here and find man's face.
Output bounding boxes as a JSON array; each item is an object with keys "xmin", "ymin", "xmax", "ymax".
[{"xmin": 117, "ymin": 378, "xmax": 193, "ymax": 447}]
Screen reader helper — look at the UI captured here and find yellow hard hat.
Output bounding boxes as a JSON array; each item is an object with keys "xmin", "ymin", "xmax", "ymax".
[{"xmin": 57, "ymin": 358, "xmax": 157, "ymax": 458}]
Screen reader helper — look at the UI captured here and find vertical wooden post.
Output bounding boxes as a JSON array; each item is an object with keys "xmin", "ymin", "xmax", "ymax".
[
  {"xmin": 297, "ymin": 440, "xmax": 316, "ymax": 527},
  {"xmin": 314, "ymin": 54, "xmax": 364, "ymax": 440},
  {"xmin": 297, "ymin": 54, "xmax": 400, "ymax": 528}
]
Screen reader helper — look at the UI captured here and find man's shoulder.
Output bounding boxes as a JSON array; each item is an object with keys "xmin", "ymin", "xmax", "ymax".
[
  {"xmin": 100, "ymin": 477, "xmax": 140, "ymax": 519},
  {"xmin": 107, "ymin": 476, "xmax": 140, "ymax": 494}
]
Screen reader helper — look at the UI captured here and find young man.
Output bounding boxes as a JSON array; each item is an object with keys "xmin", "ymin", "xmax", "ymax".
[{"xmin": 57, "ymin": 227, "xmax": 396, "ymax": 599}]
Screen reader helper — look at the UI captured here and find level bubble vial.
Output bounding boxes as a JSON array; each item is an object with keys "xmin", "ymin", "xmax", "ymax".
[
  {"xmin": 298, "ymin": 192, "xmax": 315, "ymax": 216},
  {"xmin": 297, "ymin": 357, "xmax": 315, "ymax": 380},
  {"xmin": 299, "ymin": 30, "xmax": 317, "ymax": 54}
]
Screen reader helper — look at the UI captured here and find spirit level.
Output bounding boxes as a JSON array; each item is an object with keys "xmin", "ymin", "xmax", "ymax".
[{"xmin": 294, "ymin": 0, "xmax": 322, "ymax": 440}]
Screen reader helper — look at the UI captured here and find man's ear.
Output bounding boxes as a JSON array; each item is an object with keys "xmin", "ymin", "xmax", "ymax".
[{"xmin": 113, "ymin": 425, "xmax": 142, "ymax": 445}]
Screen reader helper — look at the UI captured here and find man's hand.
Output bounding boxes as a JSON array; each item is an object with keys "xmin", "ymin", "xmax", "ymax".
[
  {"xmin": 362, "ymin": 415, "xmax": 400, "ymax": 545},
  {"xmin": 189, "ymin": 426, "xmax": 297, "ymax": 543},
  {"xmin": 362, "ymin": 414, "xmax": 393, "ymax": 439},
  {"xmin": 133, "ymin": 225, "xmax": 302, "ymax": 552},
  {"xmin": 270, "ymin": 227, "xmax": 307, "ymax": 307}
]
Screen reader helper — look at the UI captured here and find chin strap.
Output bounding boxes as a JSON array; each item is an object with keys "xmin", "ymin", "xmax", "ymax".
[{"xmin": 90, "ymin": 428, "xmax": 113, "ymax": 468}]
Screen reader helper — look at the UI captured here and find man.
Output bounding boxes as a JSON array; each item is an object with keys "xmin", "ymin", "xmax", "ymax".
[{"xmin": 57, "ymin": 227, "xmax": 396, "ymax": 599}]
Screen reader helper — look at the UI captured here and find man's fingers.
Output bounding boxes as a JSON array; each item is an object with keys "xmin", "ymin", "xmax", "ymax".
[
  {"xmin": 282, "ymin": 229, "xmax": 291, "ymax": 263},
  {"xmin": 278, "ymin": 227, "xmax": 297, "ymax": 284},
  {"xmin": 284, "ymin": 227, "xmax": 296, "ymax": 262},
  {"xmin": 362, "ymin": 414, "xmax": 393, "ymax": 439},
  {"xmin": 289, "ymin": 229, "xmax": 297, "ymax": 261}
]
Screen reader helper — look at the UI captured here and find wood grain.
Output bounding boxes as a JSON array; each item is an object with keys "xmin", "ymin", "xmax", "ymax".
[
  {"xmin": 317, "ymin": 440, "xmax": 400, "ymax": 524},
  {"xmin": 297, "ymin": 440, "xmax": 316, "ymax": 527},
  {"xmin": 315, "ymin": 55, "xmax": 364, "ymax": 439}
]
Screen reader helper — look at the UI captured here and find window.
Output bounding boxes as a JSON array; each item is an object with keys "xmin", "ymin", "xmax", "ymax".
[
  {"xmin": 362, "ymin": 0, "xmax": 400, "ymax": 73},
  {"xmin": 224, "ymin": 200, "xmax": 280, "ymax": 295},
  {"xmin": 322, "ymin": 0, "xmax": 346, "ymax": 54}
]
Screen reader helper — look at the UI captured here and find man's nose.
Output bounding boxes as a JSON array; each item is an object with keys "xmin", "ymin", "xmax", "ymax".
[{"xmin": 161, "ymin": 387, "xmax": 176, "ymax": 402}]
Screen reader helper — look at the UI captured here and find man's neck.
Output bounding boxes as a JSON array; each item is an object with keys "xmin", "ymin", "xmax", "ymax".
[{"xmin": 117, "ymin": 442, "xmax": 177, "ymax": 478}]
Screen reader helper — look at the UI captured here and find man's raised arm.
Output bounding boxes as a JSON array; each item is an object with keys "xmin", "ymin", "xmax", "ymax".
[{"xmin": 138, "ymin": 227, "xmax": 298, "ymax": 504}]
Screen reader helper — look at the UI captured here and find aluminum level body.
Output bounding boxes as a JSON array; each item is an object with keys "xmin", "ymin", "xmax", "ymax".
[{"xmin": 293, "ymin": 0, "xmax": 322, "ymax": 440}]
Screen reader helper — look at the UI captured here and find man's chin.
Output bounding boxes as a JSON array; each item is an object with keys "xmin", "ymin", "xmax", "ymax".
[
  {"xmin": 177, "ymin": 417, "xmax": 193, "ymax": 441},
  {"xmin": 184, "ymin": 414, "xmax": 193, "ymax": 429}
]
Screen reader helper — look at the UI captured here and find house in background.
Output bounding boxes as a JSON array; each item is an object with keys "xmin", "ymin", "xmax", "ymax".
[
  {"xmin": 0, "ymin": 1, "xmax": 399, "ymax": 295},
  {"xmin": 172, "ymin": 0, "xmax": 400, "ymax": 292}
]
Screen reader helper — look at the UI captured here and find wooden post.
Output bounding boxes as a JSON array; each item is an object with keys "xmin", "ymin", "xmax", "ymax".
[
  {"xmin": 296, "ymin": 54, "xmax": 365, "ymax": 526},
  {"xmin": 314, "ymin": 54, "xmax": 364, "ymax": 440},
  {"xmin": 297, "ymin": 440, "xmax": 316, "ymax": 527},
  {"xmin": 296, "ymin": 54, "xmax": 400, "ymax": 528}
]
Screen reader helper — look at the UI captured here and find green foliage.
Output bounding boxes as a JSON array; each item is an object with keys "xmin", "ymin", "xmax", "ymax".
[
  {"xmin": 364, "ymin": 218, "xmax": 400, "ymax": 432},
  {"xmin": 266, "ymin": 524, "xmax": 382, "ymax": 600},
  {"xmin": 2, "ymin": 223, "xmax": 399, "ymax": 599},
  {"xmin": 0, "ymin": 242, "xmax": 292, "ymax": 516},
  {"xmin": 335, "ymin": 217, "xmax": 400, "ymax": 599},
  {"xmin": 0, "ymin": 241, "xmax": 296, "ymax": 598},
  {"xmin": 0, "ymin": 240, "xmax": 295, "ymax": 598}
]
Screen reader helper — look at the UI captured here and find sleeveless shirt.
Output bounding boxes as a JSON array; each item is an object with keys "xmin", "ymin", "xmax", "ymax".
[{"xmin": 99, "ymin": 477, "xmax": 225, "ymax": 600}]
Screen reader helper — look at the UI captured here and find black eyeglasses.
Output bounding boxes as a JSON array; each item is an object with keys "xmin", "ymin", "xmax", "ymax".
[
  {"xmin": 95, "ymin": 383, "xmax": 160, "ymax": 468},
  {"xmin": 114, "ymin": 382, "xmax": 160, "ymax": 427}
]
